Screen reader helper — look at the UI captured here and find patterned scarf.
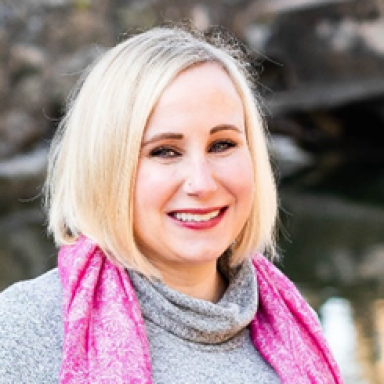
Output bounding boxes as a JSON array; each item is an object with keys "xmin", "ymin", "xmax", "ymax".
[{"xmin": 59, "ymin": 236, "xmax": 342, "ymax": 383}]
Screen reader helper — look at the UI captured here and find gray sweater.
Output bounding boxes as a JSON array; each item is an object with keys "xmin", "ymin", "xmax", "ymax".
[
  {"xmin": 0, "ymin": 269, "xmax": 63, "ymax": 383},
  {"xmin": 128, "ymin": 258, "xmax": 280, "ymax": 383},
  {"xmin": 0, "ymin": 260, "xmax": 280, "ymax": 383}
]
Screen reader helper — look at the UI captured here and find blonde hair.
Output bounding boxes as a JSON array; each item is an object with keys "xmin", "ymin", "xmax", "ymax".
[{"xmin": 45, "ymin": 26, "xmax": 278, "ymax": 277}]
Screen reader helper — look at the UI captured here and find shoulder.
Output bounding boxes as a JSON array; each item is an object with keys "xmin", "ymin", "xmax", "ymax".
[
  {"xmin": 0, "ymin": 268, "xmax": 63, "ymax": 332},
  {"xmin": 0, "ymin": 269, "xmax": 63, "ymax": 383}
]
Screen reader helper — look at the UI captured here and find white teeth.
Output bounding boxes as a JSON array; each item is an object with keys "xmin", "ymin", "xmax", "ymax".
[{"xmin": 174, "ymin": 210, "xmax": 220, "ymax": 222}]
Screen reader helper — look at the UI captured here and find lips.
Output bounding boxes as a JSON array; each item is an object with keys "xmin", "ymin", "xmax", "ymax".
[{"xmin": 168, "ymin": 207, "xmax": 227, "ymax": 223}]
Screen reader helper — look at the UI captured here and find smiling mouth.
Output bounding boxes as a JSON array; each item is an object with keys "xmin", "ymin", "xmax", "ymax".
[{"xmin": 169, "ymin": 208, "xmax": 226, "ymax": 222}]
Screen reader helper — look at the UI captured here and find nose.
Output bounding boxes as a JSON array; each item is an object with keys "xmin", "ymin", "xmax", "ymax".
[{"xmin": 183, "ymin": 158, "xmax": 218, "ymax": 197}]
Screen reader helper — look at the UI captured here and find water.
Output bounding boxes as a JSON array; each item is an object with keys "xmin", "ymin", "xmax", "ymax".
[
  {"xmin": 1, "ymin": 166, "xmax": 384, "ymax": 383},
  {"xmin": 278, "ymin": 163, "xmax": 384, "ymax": 384}
]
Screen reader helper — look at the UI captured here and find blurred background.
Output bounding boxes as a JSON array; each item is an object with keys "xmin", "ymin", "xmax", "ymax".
[{"xmin": 1, "ymin": 0, "xmax": 384, "ymax": 382}]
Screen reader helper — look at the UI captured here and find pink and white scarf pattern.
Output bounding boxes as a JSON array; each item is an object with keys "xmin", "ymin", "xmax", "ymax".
[
  {"xmin": 59, "ymin": 236, "xmax": 342, "ymax": 383},
  {"xmin": 251, "ymin": 256, "xmax": 342, "ymax": 383}
]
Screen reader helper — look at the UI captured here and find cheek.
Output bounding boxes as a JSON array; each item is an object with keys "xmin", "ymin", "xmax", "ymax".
[
  {"xmin": 134, "ymin": 162, "xmax": 177, "ymax": 215},
  {"xmin": 237, "ymin": 167, "xmax": 254, "ymax": 213},
  {"xmin": 232, "ymin": 156, "xmax": 255, "ymax": 232},
  {"xmin": 135, "ymin": 165, "xmax": 159, "ymax": 212},
  {"xmin": 134, "ymin": 164, "xmax": 164, "ymax": 243},
  {"xmin": 220, "ymin": 152, "xmax": 255, "ymax": 204}
]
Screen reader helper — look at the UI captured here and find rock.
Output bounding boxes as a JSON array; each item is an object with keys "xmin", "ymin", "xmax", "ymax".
[
  {"xmin": 0, "ymin": 146, "xmax": 47, "ymax": 179},
  {"xmin": 0, "ymin": 111, "xmax": 44, "ymax": 157},
  {"xmin": 242, "ymin": 0, "xmax": 384, "ymax": 112},
  {"xmin": 9, "ymin": 44, "xmax": 46, "ymax": 76},
  {"xmin": 0, "ymin": 207, "xmax": 56, "ymax": 291},
  {"xmin": 269, "ymin": 135, "xmax": 314, "ymax": 177},
  {"xmin": 0, "ymin": 147, "xmax": 48, "ymax": 209}
]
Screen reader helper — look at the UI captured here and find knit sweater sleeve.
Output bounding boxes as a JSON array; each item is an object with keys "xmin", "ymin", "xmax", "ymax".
[{"xmin": 0, "ymin": 269, "xmax": 63, "ymax": 384}]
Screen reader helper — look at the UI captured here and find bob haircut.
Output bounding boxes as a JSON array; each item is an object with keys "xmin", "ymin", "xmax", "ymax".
[{"xmin": 45, "ymin": 25, "xmax": 278, "ymax": 278}]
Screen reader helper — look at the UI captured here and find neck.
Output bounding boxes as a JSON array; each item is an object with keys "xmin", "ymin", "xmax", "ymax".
[{"xmin": 153, "ymin": 260, "xmax": 228, "ymax": 303}]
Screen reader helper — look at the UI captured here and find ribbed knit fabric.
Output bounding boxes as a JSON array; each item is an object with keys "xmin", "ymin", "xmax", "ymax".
[{"xmin": 128, "ymin": 258, "xmax": 280, "ymax": 383}]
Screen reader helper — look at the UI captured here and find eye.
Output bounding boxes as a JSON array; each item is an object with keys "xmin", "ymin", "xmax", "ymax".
[
  {"xmin": 149, "ymin": 146, "xmax": 181, "ymax": 158},
  {"xmin": 209, "ymin": 140, "xmax": 236, "ymax": 153}
]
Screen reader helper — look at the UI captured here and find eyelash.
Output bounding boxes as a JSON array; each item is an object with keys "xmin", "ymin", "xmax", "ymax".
[
  {"xmin": 149, "ymin": 140, "xmax": 237, "ymax": 159},
  {"xmin": 149, "ymin": 146, "xmax": 181, "ymax": 158},
  {"xmin": 209, "ymin": 140, "xmax": 236, "ymax": 153}
]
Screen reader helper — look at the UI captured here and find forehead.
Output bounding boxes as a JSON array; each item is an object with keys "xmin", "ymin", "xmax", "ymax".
[{"xmin": 144, "ymin": 63, "xmax": 245, "ymax": 132}]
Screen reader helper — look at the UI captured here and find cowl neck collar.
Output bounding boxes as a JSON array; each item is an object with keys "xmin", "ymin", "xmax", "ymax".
[{"xmin": 128, "ymin": 257, "xmax": 258, "ymax": 344}]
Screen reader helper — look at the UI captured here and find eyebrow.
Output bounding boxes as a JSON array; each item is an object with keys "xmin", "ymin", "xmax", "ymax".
[
  {"xmin": 141, "ymin": 124, "xmax": 242, "ymax": 147},
  {"xmin": 141, "ymin": 133, "xmax": 184, "ymax": 147},
  {"xmin": 210, "ymin": 124, "xmax": 242, "ymax": 134}
]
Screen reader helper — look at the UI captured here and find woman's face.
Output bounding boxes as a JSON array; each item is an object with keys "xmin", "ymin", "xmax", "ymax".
[{"xmin": 134, "ymin": 63, "xmax": 254, "ymax": 274}]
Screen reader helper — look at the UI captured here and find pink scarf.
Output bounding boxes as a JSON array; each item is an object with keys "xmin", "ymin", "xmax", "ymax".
[
  {"xmin": 250, "ymin": 257, "xmax": 342, "ymax": 383},
  {"xmin": 59, "ymin": 236, "xmax": 342, "ymax": 383}
]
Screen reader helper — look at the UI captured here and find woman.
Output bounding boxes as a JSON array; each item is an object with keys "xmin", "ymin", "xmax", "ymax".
[{"xmin": 0, "ymin": 26, "xmax": 342, "ymax": 383}]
